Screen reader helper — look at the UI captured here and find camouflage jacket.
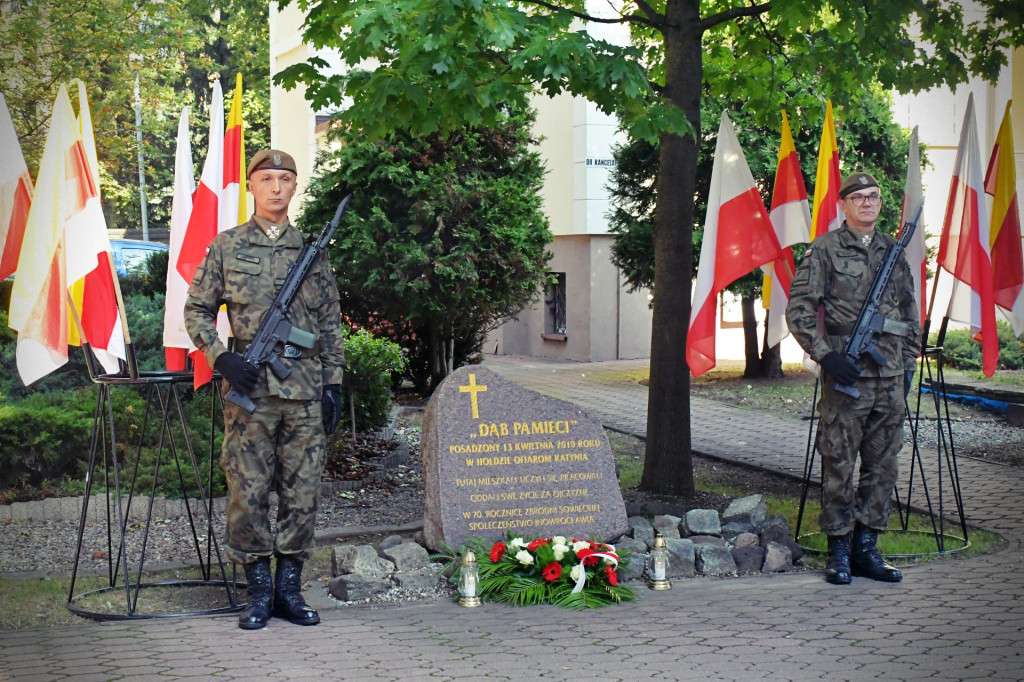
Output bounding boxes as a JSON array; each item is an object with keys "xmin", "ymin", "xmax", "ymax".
[
  {"xmin": 183, "ymin": 217, "xmax": 346, "ymax": 400},
  {"xmin": 785, "ymin": 222, "xmax": 921, "ymax": 377}
]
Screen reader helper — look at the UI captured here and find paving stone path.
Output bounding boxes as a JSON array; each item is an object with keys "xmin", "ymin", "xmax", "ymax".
[{"xmin": 1, "ymin": 355, "xmax": 1021, "ymax": 681}]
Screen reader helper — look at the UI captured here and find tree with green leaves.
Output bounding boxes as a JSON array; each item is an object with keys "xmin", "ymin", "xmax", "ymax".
[
  {"xmin": 297, "ymin": 110, "xmax": 551, "ymax": 390},
  {"xmin": 609, "ymin": 85, "xmax": 917, "ymax": 378},
  {"xmin": 276, "ymin": 0, "xmax": 1022, "ymax": 496},
  {"xmin": 0, "ymin": 0, "xmax": 271, "ymax": 234}
]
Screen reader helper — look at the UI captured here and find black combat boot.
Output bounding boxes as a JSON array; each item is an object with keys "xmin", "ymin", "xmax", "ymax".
[
  {"xmin": 825, "ymin": 534, "xmax": 852, "ymax": 585},
  {"xmin": 239, "ymin": 557, "xmax": 273, "ymax": 630},
  {"xmin": 850, "ymin": 522, "xmax": 903, "ymax": 582},
  {"xmin": 273, "ymin": 556, "xmax": 320, "ymax": 626}
]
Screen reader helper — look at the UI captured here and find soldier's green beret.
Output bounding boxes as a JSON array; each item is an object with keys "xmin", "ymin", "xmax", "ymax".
[
  {"xmin": 838, "ymin": 172, "xmax": 879, "ymax": 198},
  {"xmin": 246, "ymin": 149, "xmax": 298, "ymax": 178}
]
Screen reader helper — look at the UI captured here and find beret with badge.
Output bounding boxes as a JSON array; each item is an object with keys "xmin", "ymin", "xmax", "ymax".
[
  {"xmin": 246, "ymin": 149, "xmax": 297, "ymax": 178},
  {"xmin": 838, "ymin": 171, "xmax": 879, "ymax": 198}
]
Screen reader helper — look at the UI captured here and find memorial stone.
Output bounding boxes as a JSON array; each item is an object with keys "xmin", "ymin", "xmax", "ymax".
[{"xmin": 422, "ymin": 366, "xmax": 628, "ymax": 550}]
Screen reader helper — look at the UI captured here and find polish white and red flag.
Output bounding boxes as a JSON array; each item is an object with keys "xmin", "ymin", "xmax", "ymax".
[
  {"xmin": 763, "ymin": 109, "xmax": 811, "ymax": 348},
  {"xmin": 937, "ymin": 93, "xmax": 998, "ymax": 376},
  {"xmin": 9, "ymin": 84, "xmax": 124, "ymax": 384},
  {"xmin": 900, "ymin": 126, "xmax": 927, "ymax": 328},
  {"xmin": 65, "ymin": 80, "xmax": 125, "ymax": 376},
  {"xmin": 687, "ymin": 111, "xmax": 786, "ymax": 376},
  {"xmin": 985, "ymin": 101, "xmax": 1024, "ymax": 335},
  {"xmin": 163, "ymin": 106, "xmax": 196, "ymax": 371},
  {"xmin": 170, "ymin": 78, "xmax": 244, "ymax": 388},
  {"xmin": 0, "ymin": 92, "xmax": 34, "ymax": 282}
]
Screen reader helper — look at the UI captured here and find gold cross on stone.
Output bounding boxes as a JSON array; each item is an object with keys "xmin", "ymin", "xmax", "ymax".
[{"xmin": 459, "ymin": 373, "xmax": 488, "ymax": 419}]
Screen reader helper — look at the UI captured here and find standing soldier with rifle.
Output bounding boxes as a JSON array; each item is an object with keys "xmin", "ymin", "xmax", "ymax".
[
  {"xmin": 184, "ymin": 149, "xmax": 346, "ymax": 629},
  {"xmin": 786, "ymin": 172, "xmax": 921, "ymax": 586}
]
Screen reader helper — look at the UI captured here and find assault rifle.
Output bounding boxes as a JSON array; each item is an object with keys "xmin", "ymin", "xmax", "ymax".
[
  {"xmin": 834, "ymin": 200, "xmax": 923, "ymax": 399},
  {"xmin": 225, "ymin": 194, "xmax": 352, "ymax": 413}
]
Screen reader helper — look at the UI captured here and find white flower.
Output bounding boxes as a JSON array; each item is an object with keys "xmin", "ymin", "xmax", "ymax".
[
  {"xmin": 552, "ymin": 543, "xmax": 570, "ymax": 561},
  {"xmin": 552, "ymin": 536, "xmax": 567, "ymax": 546},
  {"xmin": 515, "ymin": 550, "xmax": 534, "ymax": 566},
  {"xmin": 572, "ymin": 540, "xmax": 591, "ymax": 552},
  {"xmin": 509, "ymin": 537, "xmax": 528, "ymax": 550},
  {"xmin": 570, "ymin": 565, "xmax": 581, "ymax": 581}
]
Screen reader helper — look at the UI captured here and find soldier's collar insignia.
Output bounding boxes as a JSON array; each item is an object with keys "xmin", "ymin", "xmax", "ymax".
[{"xmin": 862, "ymin": 232, "xmax": 873, "ymax": 247}]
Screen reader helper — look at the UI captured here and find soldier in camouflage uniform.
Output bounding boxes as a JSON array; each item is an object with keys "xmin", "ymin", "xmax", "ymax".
[
  {"xmin": 184, "ymin": 149, "xmax": 345, "ymax": 629},
  {"xmin": 786, "ymin": 172, "xmax": 921, "ymax": 585}
]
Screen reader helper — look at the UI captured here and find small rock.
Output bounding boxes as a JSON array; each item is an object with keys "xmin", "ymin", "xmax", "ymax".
[
  {"xmin": 664, "ymin": 538, "xmax": 696, "ymax": 578},
  {"xmin": 628, "ymin": 516, "xmax": 655, "ymax": 549},
  {"xmin": 683, "ymin": 509, "xmax": 721, "ymax": 537},
  {"xmin": 332, "ymin": 544, "xmax": 396, "ymax": 578},
  {"xmin": 762, "ymin": 541, "xmax": 793, "ymax": 573},
  {"xmin": 395, "ymin": 568, "xmax": 440, "ymax": 591},
  {"xmin": 381, "ymin": 542, "xmax": 430, "ymax": 570},
  {"xmin": 731, "ymin": 545, "xmax": 765, "ymax": 573},
  {"xmin": 652, "ymin": 515, "xmax": 682, "ymax": 539},
  {"xmin": 615, "ymin": 537, "xmax": 648, "ymax": 555},
  {"xmin": 722, "ymin": 520, "xmax": 756, "ymax": 539},
  {"xmin": 723, "ymin": 494, "xmax": 767, "ymax": 526},
  {"xmin": 378, "ymin": 535, "xmax": 404, "ymax": 552},
  {"xmin": 694, "ymin": 543, "xmax": 737, "ymax": 576},
  {"xmin": 328, "ymin": 574, "xmax": 393, "ymax": 601},
  {"xmin": 759, "ymin": 515, "xmax": 804, "ymax": 562},
  {"xmin": 731, "ymin": 532, "xmax": 760, "ymax": 549}
]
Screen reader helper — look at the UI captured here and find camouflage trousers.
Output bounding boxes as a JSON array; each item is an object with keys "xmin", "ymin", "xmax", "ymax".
[
  {"xmin": 816, "ymin": 374, "xmax": 906, "ymax": 535},
  {"xmin": 220, "ymin": 395, "xmax": 325, "ymax": 565}
]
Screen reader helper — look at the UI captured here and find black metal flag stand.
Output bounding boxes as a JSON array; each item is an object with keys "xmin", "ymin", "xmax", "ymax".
[{"xmin": 66, "ymin": 349, "xmax": 242, "ymax": 620}]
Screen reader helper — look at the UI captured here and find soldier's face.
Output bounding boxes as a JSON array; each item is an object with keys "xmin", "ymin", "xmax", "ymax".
[
  {"xmin": 250, "ymin": 169, "xmax": 297, "ymax": 219},
  {"xmin": 843, "ymin": 189, "xmax": 882, "ymax": 231}
]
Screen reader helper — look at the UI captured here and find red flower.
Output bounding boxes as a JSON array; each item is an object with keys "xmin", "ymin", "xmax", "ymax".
[
  {"xmin": 605, "ymin": 566, "xmax": 618, "ymax": 586},
  {"xmin": 576, "ymin": 548, "xmax": 599, "ymax": 567},
  {"xmin": 542, "ymin": 562, "xmax": 562, "ymax": 582},
  {"xmin": 490, "ymin": 542, "xmax": 506, "ymax": 563},
  {"xmin": 527, "ymin": 538, "xmax": 549, "ymax": 551}
]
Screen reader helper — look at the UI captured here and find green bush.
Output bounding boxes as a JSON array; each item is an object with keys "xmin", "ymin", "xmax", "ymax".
[
  {"xmin": 932, "ymin": 320, "xmax": 1024, "ymax": 371},
  {"xmin": 341, "ymin": 327, "xmax": 407, "ymax": 432},
  {"xmin": 0, "ymin": 391, "xmax": 93, "ymax": 491}
]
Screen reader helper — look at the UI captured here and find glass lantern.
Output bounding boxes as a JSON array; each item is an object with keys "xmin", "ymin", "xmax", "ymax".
[
  {"xmin": 458, "ymin": 550, "xmax": 482, "ymax": 607},
  {"xmin": 647, "ymin": 533, "xmax": 672, "ymax": 590}
]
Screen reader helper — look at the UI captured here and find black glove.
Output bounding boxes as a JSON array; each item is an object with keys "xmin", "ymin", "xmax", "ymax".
[
  {"xmin": 322, "ymin": 385, "xmax": 341, "ymax": 435},
  {"xmin": 904, "ymin": 370, "xmax": 915, "ymax": 400},
  {"xmin": 820, "ymin": 351, "xmax": 861, "ymax": 386},
  {"xmin": 214, "ymin": 353, "xmax": 260, "ymax": 395}
]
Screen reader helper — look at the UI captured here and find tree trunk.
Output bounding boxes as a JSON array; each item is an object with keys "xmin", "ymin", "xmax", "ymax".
[
  {"xmin": 639, "ymin": 0, "xmax": 701, "ymax": 497},
  {"xmin": 760, "ymin": 312, "xmax": 784, "ymax": 378},
  {"xmin": 741, "ymin": 295, "xmax": 761, "ymax": 378}
]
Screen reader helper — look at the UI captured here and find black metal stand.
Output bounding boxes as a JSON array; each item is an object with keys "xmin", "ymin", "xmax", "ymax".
[
  {"xmin": 795, "ymin": 352, "xmax": 969, "ymax": 556},
  {"xmin": 66, "ymin": 370, "xmax": 242, "ymax": 620}
]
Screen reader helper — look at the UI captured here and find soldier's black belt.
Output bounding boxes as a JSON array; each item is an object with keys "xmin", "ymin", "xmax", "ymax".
[{"xmin": 826, "ymin": 319, "xmax": 911, "ymax": 336}]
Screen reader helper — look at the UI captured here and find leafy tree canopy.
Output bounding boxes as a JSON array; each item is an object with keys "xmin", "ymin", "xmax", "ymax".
[
  {"xmin": 297, "ymin": 109, "xmax": 551, "ymax": 390},
  {"xmin": 0, "ymin": 0, "xmax": 271, "ymax": 233}
]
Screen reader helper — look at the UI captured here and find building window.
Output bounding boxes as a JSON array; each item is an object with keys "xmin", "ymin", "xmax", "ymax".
[{"xmin": 544, "ymin": 273, "xmax": 567, "ymax": 336}]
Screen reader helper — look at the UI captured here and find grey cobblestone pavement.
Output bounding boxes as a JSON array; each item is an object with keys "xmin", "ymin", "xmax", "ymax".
[{"xmin": 2, "ymin": 355, "xmax": 1022, "ymax": 681}]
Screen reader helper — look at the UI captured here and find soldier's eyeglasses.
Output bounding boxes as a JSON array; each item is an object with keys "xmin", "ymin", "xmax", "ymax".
[{"xmin": 847, "ymin": 193, "xmax": 881, "ymax": 206}]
